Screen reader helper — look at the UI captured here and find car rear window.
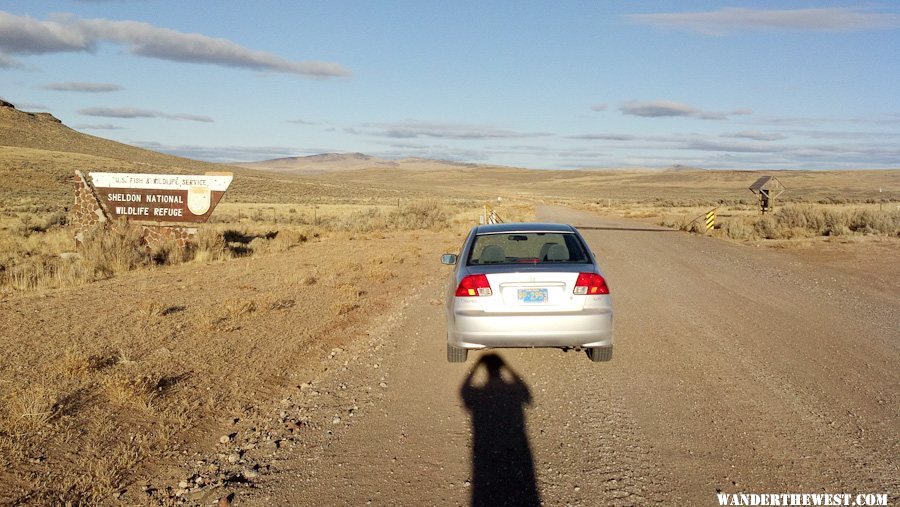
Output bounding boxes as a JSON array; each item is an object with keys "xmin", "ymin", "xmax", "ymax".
[{"xmin": 467, "ymin": 232, "xmax": 590, "ymax": 265}]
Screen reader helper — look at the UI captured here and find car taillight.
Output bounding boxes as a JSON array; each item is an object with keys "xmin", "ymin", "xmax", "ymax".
[
  {"xmin": 455, "ymin": 274, "xmax": 493, "ymax": 297},
  {"xmin": 574, "ymin": 272, "xmax": 609, "ymax": 295}
]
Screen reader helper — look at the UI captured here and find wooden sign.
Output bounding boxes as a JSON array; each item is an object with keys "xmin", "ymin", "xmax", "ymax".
[{"xmin": 88, "ymin": 172, "xmax": 233, "ymax": 223}]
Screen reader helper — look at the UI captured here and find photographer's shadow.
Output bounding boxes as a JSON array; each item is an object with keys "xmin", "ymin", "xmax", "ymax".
[{"xmin": 460, "ymin": 353, "xmax": 540, "ymax": 507}]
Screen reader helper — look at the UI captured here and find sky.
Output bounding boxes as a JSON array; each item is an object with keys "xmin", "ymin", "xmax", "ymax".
[{"xmin": 2, "ymin": 1, "xmax": 899, "ymax": 170}]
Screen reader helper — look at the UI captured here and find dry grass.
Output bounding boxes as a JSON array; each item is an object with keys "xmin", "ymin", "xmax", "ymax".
[
  {"xmin": 13, "ymin": 433, "xmax": 146, "ymax": 505},
  {"xmin": 214, "ymin": 199, "xmax": 465, "ymax": 233},
  {"xmin": 330, "ymin": 283, "xmax": 363, "ymax": 316},
  {"xmin": 659, "ymin": 203, "xmax": 900, "ymax": 242},
  {"xmin": 726, "ymin": 205, "xmax": 900, "ymax": 241},
  {"xmin": 0, "ymin": 327, "xmax": 195, "ymax": 502},
  {"xmin": 1, "ymin": 385, "xmax": 61, "ymax": 436},
  {"xmin": 0, "ymin": 220, "xmax": 208, "ymax": 293},
  {"xmin": 660, "ymin": 214, "xmax": 707, "ymax": 234},
  {"xmin": 0, "ymin": 198, "xmax": 474, "ymax": 295},
  {"xmin": 59, "ymin": 346, "xmax": 118, "ymax": 378},
  {"xmin": 0, "ymin": 227, "xmax": 460, "ymax": 503}
]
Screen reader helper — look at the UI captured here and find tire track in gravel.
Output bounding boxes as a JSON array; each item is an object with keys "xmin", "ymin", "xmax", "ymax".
[{"xmin": 540, "ymin": 205, "xmax": 899, "ymax": 504}]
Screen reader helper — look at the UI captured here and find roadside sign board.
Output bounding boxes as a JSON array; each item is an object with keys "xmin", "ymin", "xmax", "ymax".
[{"xmin": 88, "ymin": 172, "xmax": 233, "ymax": 223}]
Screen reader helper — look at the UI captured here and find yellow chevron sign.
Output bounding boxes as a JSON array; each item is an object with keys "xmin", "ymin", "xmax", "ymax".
[{"xmin": 705, "ymin": 209, "xmax": 716, "ymax": 231}]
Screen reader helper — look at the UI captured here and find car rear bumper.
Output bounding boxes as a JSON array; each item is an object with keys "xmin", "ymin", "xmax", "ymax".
[{"xmin": 448, "ymin": 308, "xmax": 613, "ymax": 349}]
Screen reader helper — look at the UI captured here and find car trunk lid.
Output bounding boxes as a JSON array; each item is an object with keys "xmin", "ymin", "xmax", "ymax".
[{"xmin": 466, "ymin": 265, "xmax": 591, "ymax": 314}]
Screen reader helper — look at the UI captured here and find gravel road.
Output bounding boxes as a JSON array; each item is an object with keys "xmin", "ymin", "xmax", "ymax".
[{"xmin": 248, "ymin": 205, "xmax": 898, "ymax": 506}]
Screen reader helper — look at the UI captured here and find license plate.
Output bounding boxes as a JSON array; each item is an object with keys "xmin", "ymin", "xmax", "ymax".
[{"xmin": 518, "ymin": 288, "xmax": 548, "ymax": 304}]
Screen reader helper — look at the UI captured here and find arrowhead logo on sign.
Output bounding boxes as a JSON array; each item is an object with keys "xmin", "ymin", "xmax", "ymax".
[{"xmin": 187, "ymin": 186, "xmax": 212, "ymax": 215}]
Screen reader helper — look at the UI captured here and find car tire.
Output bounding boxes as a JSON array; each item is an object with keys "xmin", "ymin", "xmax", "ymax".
[
  {"xmin": 587, "ymin": 346, "xmax": 612, "ymax": 362},
  {"xmin": 447, "ymin": 344, "xmax": 468, "ymax": 363}
]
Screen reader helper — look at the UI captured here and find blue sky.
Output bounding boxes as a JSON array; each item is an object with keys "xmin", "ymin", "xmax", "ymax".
[{"xmin": 2, "ymin": 1, "xmax": 899, "ymax": 169}]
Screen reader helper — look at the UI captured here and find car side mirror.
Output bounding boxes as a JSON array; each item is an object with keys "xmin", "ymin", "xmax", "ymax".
[{"xmin": 441, "ymin": 254, "xmax": 458, "ymax": 265}]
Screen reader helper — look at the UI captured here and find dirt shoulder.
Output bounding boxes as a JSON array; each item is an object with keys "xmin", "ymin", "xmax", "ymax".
[{"xmin": 0, "ymin": 229, "xmax": 462, "ymax": 505}]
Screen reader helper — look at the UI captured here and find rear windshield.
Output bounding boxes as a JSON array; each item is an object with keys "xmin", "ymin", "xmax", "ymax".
[{"xmin": 467, "ymin": 232, "xmax": 591, "ymax": 265}]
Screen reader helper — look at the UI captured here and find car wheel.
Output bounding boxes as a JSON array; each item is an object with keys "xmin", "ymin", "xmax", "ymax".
[
  {"xmin": 587, "ymin": 346, "xmax": 612, "ymax": 362},
  {"xmin": 447, "ymin": 344, "xmax": 468, "ymax": 363}
]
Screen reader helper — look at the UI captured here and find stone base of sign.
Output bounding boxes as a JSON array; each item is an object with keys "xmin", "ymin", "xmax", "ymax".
[
  {"xmin": 72, "ymin": 171, "xmax": 197, "ymax": 248},
  {"xmin": 73, "ymin": 171, "xmax": 108, "ymax": 234},
  {"xmin": 139, "ymin": 224, "xmax": 197, "ymax": 248}
]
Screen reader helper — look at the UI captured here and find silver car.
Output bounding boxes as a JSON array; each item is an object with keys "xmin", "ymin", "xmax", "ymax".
[{"xmin": 441, "ymin": 223, "xmax": 613, "ymax": 363}]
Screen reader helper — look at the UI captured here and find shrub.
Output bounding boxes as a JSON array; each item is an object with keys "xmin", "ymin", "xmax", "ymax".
[
  {"xmin": 193, "ymin": 228, "xmax": 228, "ymax": 262},
  {"xmin": 1, "ymin": 384, "xmax": 61, "ymax": 435},
  {"xmin": 336, "ymin": 200, "xmax": 453, "ymax": 233},
  {"xmin": 774, "ymin": 205, "xmax": 809, "ymax": 230},
  {"xmin": 848, "ymin": 208, "xmax": 898, "ymax": 234},
  {"xmin": 660, "ymin": 214, "xmax": 706, "ymax": 233},
  {"xmin": 722, "ymin": 218, "xmax": 752, "ymax": 240},
  {"xmin": 271, "ymin": 229, "xmax": 309, "ymax": 249},
  {"xmin": 663, "ymin": 204, "xmax": 898, "ymax": 242},
  {"xmin": 78, "ymin": 223, "xmax": 149, "ymax": 278},
  {"xmin": 822, "ymin": 208, "xmax": 849, "ymax": 236},
  {"xmin": 12, "ymin": 211, "xmax": 67, "ymax": 236},
  {"xmin": 387, "ymin": 200, "xmax": 451, "ymax": 230},
  {"xmin": 149, "ymin": 237, "xmax": 192, "ymax": 265}
]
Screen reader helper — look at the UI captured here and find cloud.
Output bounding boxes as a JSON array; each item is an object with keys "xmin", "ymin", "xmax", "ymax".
[
  {"xmin": 42, "ymin": 81, "xmax": 122, "ymax": 92},
  {"xmin": 788, "ymin": 130, "xmax": 900, "ymax": 140},
  {"xmin": 754, "ymin": 114, "xmax": 900, "ymax": 127},
  {"xmin": 133, "ymin": 141, "xmax": 304, "ymax": 163},
  {"xmin": 350, "ymin": 121, "xmax": 551, "ymax": 140},
  {"xmin": 556, "ymin": 130, "xmax": 900, "ymax": 169},
  {"xmin": 78, "ymin": 106, "xmax": 213, "ymax": 122},
  {"xmin": 590, "ymin": 104, "xmax": 608, "ymax": 112},
  {"xmin": 15, "ymin": 102, "xmax": 50, "ymax": 110},
  {"xmin": 374, "ymin": 145, "xmax": 490, "ymax": 163},
  {"xmin": 675, "ymin": 138, "xmax": 900, "ymax": 165},
  {"xmin": 569, "ymin": 133, "xmax": 637, "ymax": 141},
  {"xmin": 0, "ymin": 12, "xmax": 90, "ymax": 55},
  {"xmin": 620, "ymin": 100, "xmax": 737, "ymax": 120},
  {"xmin": 721, "ymin": 130, "xmax": 787, "ymax": 141},
  {"xmin": 0, "ymin": 11, "xmax": 349, "ymax": 78},
  {"xmin": 683, "ymin": 140, "xmax": 776, "ymax": 153},
  {"xmin": 284, "ymin": 118, "xmax": 318, "ymax": 125},
  {"xmin": 626, "ymin": 7, "xmax": 900, "ymax": 36},
  {"xmin": 0, "ymin": 52, "xmax": 23, "ymax": 68},
  {"xmin": 75, "ymin": 123, "xmax": 125, "ymax": 130}
]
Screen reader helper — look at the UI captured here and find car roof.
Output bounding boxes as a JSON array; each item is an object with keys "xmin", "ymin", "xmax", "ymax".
[{"xmin": 474, "ymin": 222, "xmax": 577, "ymax": 234}]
